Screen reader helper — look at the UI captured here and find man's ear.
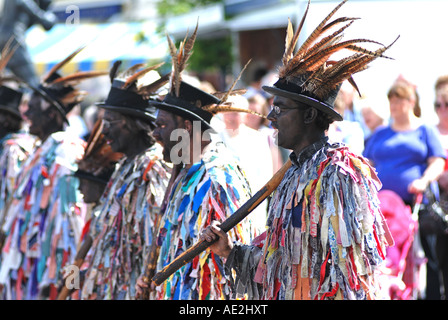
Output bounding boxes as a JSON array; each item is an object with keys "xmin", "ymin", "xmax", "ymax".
[
  {"xmin": 303, "ymin": 107, "xmax": 318, "ymax": 124},
  {"xmin": 47, "ymin": 107, "xmax": 65, "ymax": 127},
  {"xmin": 183, "ymin": 118, "xmax": 193, "ymax": 134}
]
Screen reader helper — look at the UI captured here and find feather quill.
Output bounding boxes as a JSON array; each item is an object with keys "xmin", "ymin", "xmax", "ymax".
[
  {"xmin": 218, "ymin": 59, "xmax": 251, "ymax": 105},
  {"xmin": 202, "ymin": 102, "xmax": 266, "ymax": 118},
  {"xmin": 122, "ymin": 62, "xmax": 164, "ymax": 89},
  {"xmin": 287, "ymin": 0, "xmax": 348, "ymax": 71},
  {"xmin": 137, "ymin": 73, "xmax": 170, "ymax": 96},
  {"xmin": 276, "ymin": 0, "xmax": 397, "ymax": 102},
  {"xmin": 109, "ymin": 60, "xmax": 122, "ymax": 84},
  {"xmin": 51, "ymin": 71, "xmax": 108, "ymax": 85},
  {"xmin": 44, "ymin": 46, "xmax": 85, "ymax": 83},
  {"xmin": 0, "ymin": 37, "xmax": 19, "ymax": 73}
]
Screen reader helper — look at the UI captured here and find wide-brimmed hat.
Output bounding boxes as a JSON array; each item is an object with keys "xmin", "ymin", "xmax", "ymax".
[
  {"xmin": 96, "ymin": 61, "xmax": 169, "ymax": 125},
  {"xmin": 263, "ymin": 76, "xmax": 343, "ymax": 121},
  {"xmin": 151, "ymin": 80, "xmax": 220, "ymax": 132},
  {"xmin": 0, "ymin": 85, "xmax": 23, "ymax": 119},
  {"xmin": 263, "ymin": 0, "xmax": 397, "ymax": 121}
]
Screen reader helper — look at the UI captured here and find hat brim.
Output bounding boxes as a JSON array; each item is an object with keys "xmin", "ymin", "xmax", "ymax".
[
  {"xmin": 27, "ymin": 84, "xmax": 70, "ymax": 124},
  {"xmin": 0, "ymin": 106, "xmax": 22, "ymax": 119},
  {"xmin": 96, "ymin": 102, "xmax": 156, "ymax": 124},
  {"xmin": 151, "ymin": 100, "xmax": 217, "ymax": 134},
  {"xmin": 262, "ymin": 85, "xmax": 343, "ymax": 121}
]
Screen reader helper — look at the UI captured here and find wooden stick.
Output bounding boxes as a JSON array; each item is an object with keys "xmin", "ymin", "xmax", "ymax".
[
  {"xmin": 57, "ymin": 235, "xmax": 93, "ymax": 300},
  {"xmin": 151, "ymin": 159, "xmax": 292, "ymax": 286}
]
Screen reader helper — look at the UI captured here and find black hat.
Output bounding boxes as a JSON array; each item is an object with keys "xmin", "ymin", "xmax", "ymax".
[
  {"xmin": 96, "ymin": 61, "xmax": 169, "ymax": 125},
  {"xmin": 96, "ymin": 79, "xmax": 158, "ymax": 124},
  {"xmin": 263, "ymin": 75, "xmax": 343, "ymax": 121},
  {"xmin": 0, "ymin": 85, "xmax": 23, "ymax": 119},
  {"xmin": 151, "ymin": 81, "xmax": 220, "ymax": 132},
  {"xmin": 262, "ymin": 0, "xmax": 396, "ymax": 121}
]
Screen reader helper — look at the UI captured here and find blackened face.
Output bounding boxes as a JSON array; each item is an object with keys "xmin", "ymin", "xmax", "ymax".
[
  {"xmin": 267, "ymin": 96, "xmax": 305, "ymax": 150},
  {"xmin": 79, "ymin": 178, "xmax": 106, "ymax": 204},
  {"xmin": 152, "ymin": 110, "xmax": 181, "ymax": 163},
  {"xmin": 0, "ymin": 110, "xmax": 21, "ymax": 139},
  {"xmin": 24, "ymin": 93, "xmax": 51, "ymax": 137},
  {"xmin": 101, "ymin": 110, "xmax": 129, "ymax": 154}
]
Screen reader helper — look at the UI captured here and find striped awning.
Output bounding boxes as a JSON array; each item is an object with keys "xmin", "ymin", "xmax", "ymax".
[{"xmin": 26, "ymin": 21, "xmax": 169, "ymax": 75}]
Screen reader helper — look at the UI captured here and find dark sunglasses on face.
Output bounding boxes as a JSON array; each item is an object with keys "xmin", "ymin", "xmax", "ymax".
[{"xmin": 102, "ymin": 118, "xmax": 123, "ymax": 129}]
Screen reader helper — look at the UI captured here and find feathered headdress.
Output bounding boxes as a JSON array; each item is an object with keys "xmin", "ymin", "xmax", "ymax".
[
  {"xmin": 31, "ymin": 46, "xmax": 108, "ymax": 123},
  {"xmin": 76, "ymin": 118, "xmax": 124, "ymax": 184},
  {"xmin": 153, "ymin": 22, "xmax": 265, "ymax": 132},
  {"xmin": 96, "ymin": 60, "xmax": 169, "ymax": 124},
  {"xmin": 263, "ymin": 0, "xmax": 398, "ymax": 121},
  {"xmin": 0, "ymin": 37, "xmax": 24, "ymax": 119}
]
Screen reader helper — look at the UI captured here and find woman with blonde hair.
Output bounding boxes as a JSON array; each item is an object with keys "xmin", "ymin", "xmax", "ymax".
[{"xmin": 363, "ymin": 80, "xmax": 446, "ymax": 299}]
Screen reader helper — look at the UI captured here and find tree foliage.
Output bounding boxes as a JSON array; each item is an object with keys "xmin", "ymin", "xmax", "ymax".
[
  {"xmin": 157, "ymin": 0, "xmax": 233, "ymax": 75},
  {"xmin": 157, "ymin": 0, "xmax": 222, "ymax": 17}
]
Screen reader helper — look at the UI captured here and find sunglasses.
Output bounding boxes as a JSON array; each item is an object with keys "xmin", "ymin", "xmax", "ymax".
[
  {"xmin": 271, "ymin": 104, "xmax": 306, "ymax": 115},
  {"xmin": 102, "ymin": 118, "xmax": 123, "ymax": 129}
]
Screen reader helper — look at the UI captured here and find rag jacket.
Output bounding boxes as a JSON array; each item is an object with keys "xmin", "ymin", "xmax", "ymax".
[
  {"xmin": 225, "ymin": 138, "xmax": 394, "ymax": 300},
  {"xmin": 80, "ymin": 144, "xmax": 171, "ymax": 300},
  {"xmin": 155, "ymin": 142, "xmax": 257, "ymax": 300},
  {"xmin": 0, "ymin": 131, "xmax": 85, "ymax": 300}
]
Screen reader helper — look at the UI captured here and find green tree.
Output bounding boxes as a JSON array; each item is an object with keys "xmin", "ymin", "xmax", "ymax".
[
  {"xmin": 157, "ymin": 0, "xmax": 222, "ymax": 17},
  {"xmin": 157, "ymin": 0, "xmax": 233, "ymax": 86}
]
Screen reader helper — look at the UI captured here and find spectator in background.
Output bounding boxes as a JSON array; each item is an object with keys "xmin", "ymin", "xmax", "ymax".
[
  {"xmin": 327, "ymin": 88, "xmax": 365, "ymax": 154},
  {"xmin": 214, "ymin": 94, "xmax": 273, "ymax": 233},
  {"xmin": 66, "ymin": 104, "xmax": 88, "ymax": 139},
  {"xmin": 359, "ymin": 94, "xmax": 390, "ymax": 145},
  {"xmin": 432, "ymin": 74, "xmax": 448, "ymax": 299},
  {"xmin": 244, "ymin": 92, "xmax": 283, "ymax": 172},
  {"xmin": 246, "ymin": 66, "xmax": 270, "ymax": 99},
  {"xmin": 363, "ymin": 80, "xmax": 446, "ymax": 300},
  {"xmin": 338, "ymin": 81, "xmax": 369, "ymax": 136}
]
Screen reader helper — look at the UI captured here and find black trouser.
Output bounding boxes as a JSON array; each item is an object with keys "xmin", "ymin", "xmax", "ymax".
[
  {"xmin": 436, "ymin": 233, "xmax": 448, "ymax": 299},
  {"xmin": 419, "ymin": 227, "xmax": 442, "ymax": 300}
]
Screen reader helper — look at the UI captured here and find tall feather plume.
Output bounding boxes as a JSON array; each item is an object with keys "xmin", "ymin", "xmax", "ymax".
[
  {"xmin": 51, "ymin": 70, "xmax": 109, "ymax": 86},
  {"xmin": 43, "ymin": 46, "xmax": 86, "ymax": 83},
  {"xmin": 202, "ymin": 102, "xmax": 266, "ymax": 118},
  {"xmin": 37, "ymin": 45, "xmax": 108, "ymax": 111},
  {"xmin": 109, "ymin": 60, "xmax": 122, "ymax": 84},
  {"xmin": 278, "ymin": 0, "xmax": 397, "ymax": 99},
  {"xmin": 0, "ymin": 37, "xmax": 20, "ymax": 74},
  {"xmin": 122, "ymin": 62, "xmax": 164, "ymax": 89},
  {"xmin": 282, "ymin": 0, "xmax": 310, "ymax": 66},
  {"xmin": 110, "ymin": 61, "xmax": 168, "ymax": 100},
  {"xmin": 167, "ymin": 20, "xmax": 199, "ymax": 97},
  {"xmin": 137, "ymin": 73, "xmax": 170, "ymax": 98},
  {"xmin": 218, "ymin": 59, "xmax": 251, "ymax": 105},
  {"xmin": 202, "ymin": 59, "xmax": 266, "ymax": 119}
]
